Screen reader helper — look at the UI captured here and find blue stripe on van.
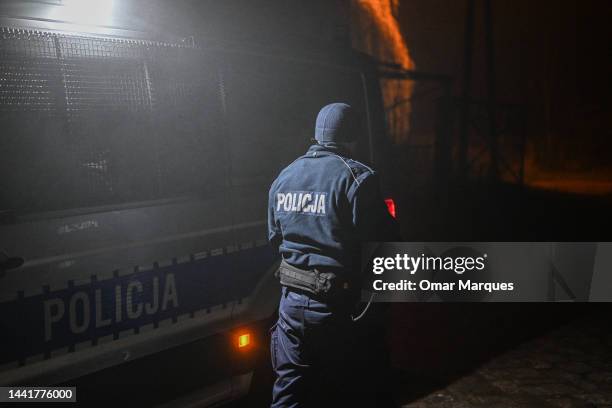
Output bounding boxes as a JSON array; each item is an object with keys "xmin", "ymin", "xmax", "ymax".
[{"xmin": 0, "ymin": 245, "xmax": 277, "ymax": 366}]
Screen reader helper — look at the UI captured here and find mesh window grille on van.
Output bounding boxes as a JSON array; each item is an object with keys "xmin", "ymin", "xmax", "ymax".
[{"xmin": 0, "ymin": 28, "xmax": 226, "ymax": 215}]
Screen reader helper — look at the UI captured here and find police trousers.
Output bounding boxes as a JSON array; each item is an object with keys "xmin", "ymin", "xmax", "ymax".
[{"xmin": 270, "ymin": 286, "xmax": 355, "ymax": 408}]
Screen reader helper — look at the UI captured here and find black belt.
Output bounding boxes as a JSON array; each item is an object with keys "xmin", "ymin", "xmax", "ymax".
[{"xmin": 276, "ymin": 259, "xmax": 350, "ymax": 298}]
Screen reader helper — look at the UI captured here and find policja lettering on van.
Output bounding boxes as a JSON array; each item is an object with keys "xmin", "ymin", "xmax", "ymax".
[
  {"xmin": 43, "ymin": 273, "xmax": 179, "ymax": 342},
  {"xmin": 276, "ymin": 192, "xmax": 327, "ymax": 215}
]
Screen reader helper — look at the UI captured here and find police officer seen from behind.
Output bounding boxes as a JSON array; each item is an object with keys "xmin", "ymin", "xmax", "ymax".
[{"xmin": 268, "ymin": 103, "xmax": 400, "ymax": 407}]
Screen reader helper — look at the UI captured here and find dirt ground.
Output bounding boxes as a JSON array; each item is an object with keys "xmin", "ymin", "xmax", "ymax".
[{"xmin": 397, "ymin": 312, "xmax": 612, "ymax": 408}]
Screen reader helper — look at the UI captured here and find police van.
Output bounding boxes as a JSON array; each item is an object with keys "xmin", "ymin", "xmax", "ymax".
[{"xmin": 0, "ymin": 5, "xmax": 391, "ymax": 406}]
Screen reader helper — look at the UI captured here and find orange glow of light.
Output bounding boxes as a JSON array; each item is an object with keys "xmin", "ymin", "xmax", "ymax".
[
  {"xmin": 352, "ymin": 0, "xmax": 415, "ymax": 144},
  {"xmin": 485, "ymin": 140, "xmax": 612, "ymax": 195},
  {"xmin": 237, "ymin": 333, "xmax": 251, "ymax": 349}
]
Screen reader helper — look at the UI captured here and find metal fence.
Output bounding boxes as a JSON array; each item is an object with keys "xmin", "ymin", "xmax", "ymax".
[
  {"xmin": 379, "ymin": 65, "xmax": 527, "ymax": 197},
  {"xmin": 378, "ymin": 67, "xmax": 453, "ymax": 197}
]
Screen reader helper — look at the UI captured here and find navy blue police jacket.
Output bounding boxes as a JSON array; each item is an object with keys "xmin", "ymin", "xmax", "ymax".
[{"xmin": 268, "ymin": 143, "xmax": 400, "ymax": 283}]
